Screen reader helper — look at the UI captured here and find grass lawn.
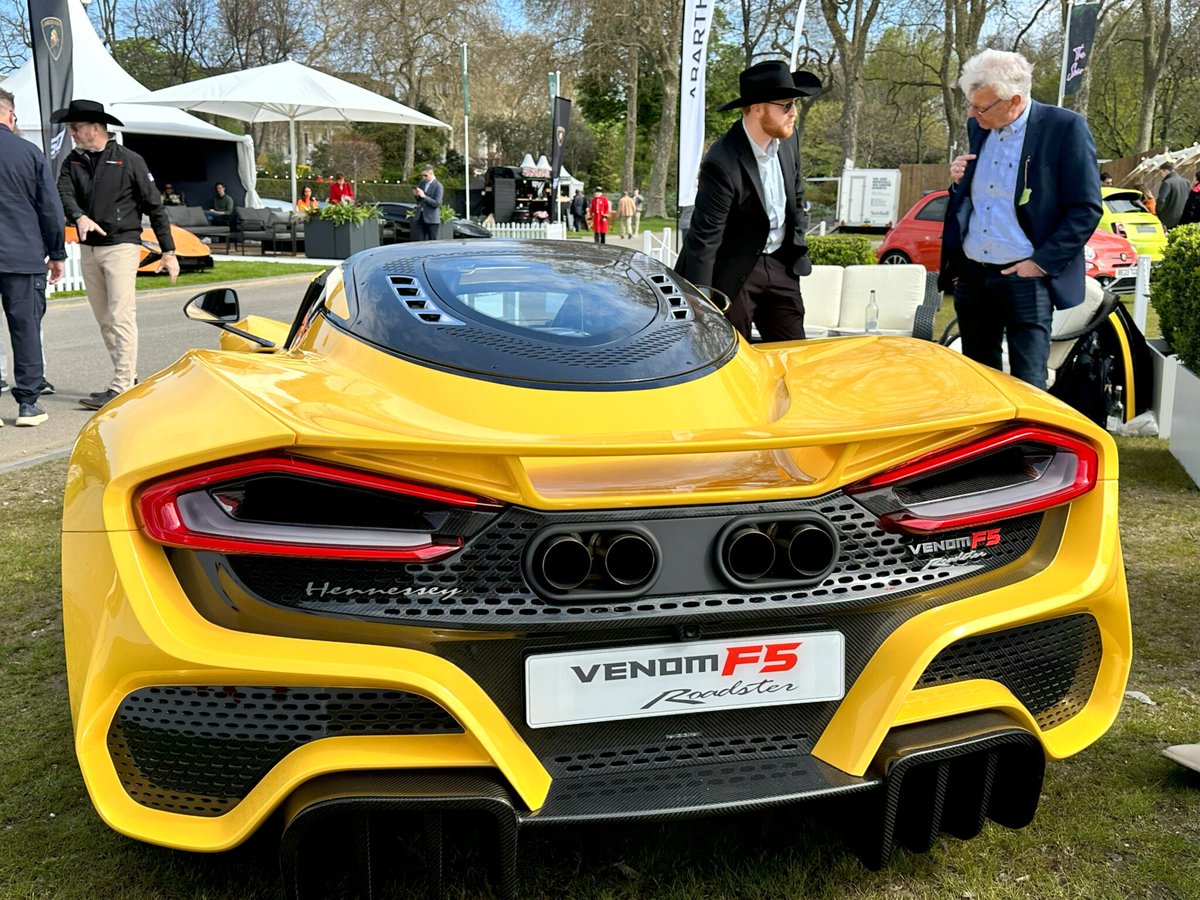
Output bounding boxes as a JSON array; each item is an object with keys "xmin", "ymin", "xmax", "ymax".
[
  {"xmin": 50, "ymin": 260, "xmax": 331, "ymax": 300},
  {"xmin": 2, "ymin": 440, "xmax": 1198, "ymax": 898}
]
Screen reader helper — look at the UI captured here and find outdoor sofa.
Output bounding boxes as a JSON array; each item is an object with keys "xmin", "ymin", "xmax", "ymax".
[
  {"xmin": 236, "ymin": 206, "xmax": 305, "ymax": 255},
  {"xmin": 164, "ymin": 205, "xmax": 234, "ymax": 251}
]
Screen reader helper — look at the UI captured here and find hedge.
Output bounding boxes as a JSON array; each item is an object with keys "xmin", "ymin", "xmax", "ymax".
[
  {"xmin": 805, "ymin": 234, "xmax": 877, "ymax": 267},
  {"xmin": 1152, "ymin": 223, "xmax": 1200, "ymax": 371}
]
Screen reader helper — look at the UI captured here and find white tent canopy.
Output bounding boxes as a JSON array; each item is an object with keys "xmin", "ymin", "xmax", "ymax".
[
  {"xmin": 8, "ymin": 0, "xmax": 257, "ymax": 203},
  {"xmin": 127, "ymin": 59, "xmax": 450, "ymax": 203}
]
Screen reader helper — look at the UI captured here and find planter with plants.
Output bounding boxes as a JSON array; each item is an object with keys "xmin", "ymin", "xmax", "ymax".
[
  {"xmin": 437, "ymin": 204, "xmax": 457, "ymax": 240},
  {"xmin": 1149, "ymin": 223, "xmax": 1200, "ymax": 483},
  {"xmin": 305, "ymin": 199, "xmax": 382, "ymax": 259}
]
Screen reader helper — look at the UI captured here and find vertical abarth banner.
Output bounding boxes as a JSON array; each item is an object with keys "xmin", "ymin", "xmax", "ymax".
[
  {"xmin": 550, "ymin": 96, "xmax": 572, "ymax": 223},
  {"xmin": 27, "ymin": 0, "xmax": 74, "ymax": 169},
  {"xmin": 1058, "ymin": 0, "xmax": 1101, "ymax": 102},
  {"xmin": 677, "ymin": 0, "xmax": 712, "ymax": 209}
]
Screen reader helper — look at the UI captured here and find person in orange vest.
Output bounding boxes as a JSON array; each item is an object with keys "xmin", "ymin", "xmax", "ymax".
[{"xmin": 589, "ymin": 188, "xmax": 610, "ymax": 244}]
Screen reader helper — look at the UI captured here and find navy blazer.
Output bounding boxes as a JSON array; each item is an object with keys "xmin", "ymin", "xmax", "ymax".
[
  {"xmin": 0, "ymin": 124, "xmax": 66, "ymax": 274},
  {"xmin": 675, "ymin": 120, "xmax": 810, "ymax": 301},
  {"xmin": 939, "ymin": 100, "xmax": 1101, "ymax": 310},
  {"xmin": 415, "ymin": 177, "xmax": 444, "ymax": 225}
]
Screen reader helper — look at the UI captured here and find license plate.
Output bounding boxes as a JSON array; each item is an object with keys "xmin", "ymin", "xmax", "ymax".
[
  {"xmin": 1137, "ymin": 224, "xmax": 1159, "ymax": 233},
  {"xmin": 525, "ymin": 631, "xmax": 845, "ymax": 728},
  {"xmin": 1113, "ymin": 267, "xmax": 1136, "ymax": 280}
]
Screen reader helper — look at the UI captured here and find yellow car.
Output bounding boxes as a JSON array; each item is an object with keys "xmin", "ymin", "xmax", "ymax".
[
  {"xmin": 1100, "ymin": 186, "xmax": 1167, "ymax": 261},
  {"xmin": 62, "ymin": 241, "xmax": 1130, "ymax": 898}
]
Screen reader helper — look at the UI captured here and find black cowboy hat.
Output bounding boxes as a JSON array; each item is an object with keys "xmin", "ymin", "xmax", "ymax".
[
  {"xmin": 50, "ymin": 99, "xmax": 124, "ymax": 127},
  {"xmin": 792, "ymin": 70, "xmax": 824, "ymax": 95},
  {"xmin": 718, "ymin": 61, "xmax": 806, "ymax": 112}
]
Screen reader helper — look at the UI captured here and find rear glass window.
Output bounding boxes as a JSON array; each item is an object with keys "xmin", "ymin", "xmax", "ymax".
[
  {"xmin": 914, "ymin": 195, "xmax": 948, "ymax": 221},
  {"xmin": 421, "ymin": 253, "xmax": 658, "ymax": 342},
  {"xmin": 1104, "ymin": 195, "xmax": 1149, "ymax": 214}
]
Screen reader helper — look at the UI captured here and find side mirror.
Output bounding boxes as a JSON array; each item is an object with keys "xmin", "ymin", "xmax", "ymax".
[
  {"xmin": 182, "ymin": 288, "xmax": 275, "ymax": 349},
  {"xmin": 694, "ymin": 284, "xmax": 732, "ymax": 314},
  {"xmin": 184, "ymin": 288, "xmax": 240, "ymax": 323}
]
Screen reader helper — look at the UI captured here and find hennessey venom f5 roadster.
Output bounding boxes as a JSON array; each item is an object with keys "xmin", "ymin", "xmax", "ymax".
[{"xmin": 62, "ymin": 241, "xmax": 1129, "ymax": 897}]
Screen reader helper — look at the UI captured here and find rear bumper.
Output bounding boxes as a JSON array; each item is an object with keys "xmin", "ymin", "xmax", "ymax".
[{"xmin": 276, "ymin": 710, "xmax": 1045, "ymax": 898}]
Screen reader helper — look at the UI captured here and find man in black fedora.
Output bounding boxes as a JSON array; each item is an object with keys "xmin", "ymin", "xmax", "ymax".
[
  {"xmin": 675, "ymin": 60, "xmax": 820, "ymax": 342},
  {"xmin": 53, "ymin": 99, "xmax": 178, "ymax": 410}
]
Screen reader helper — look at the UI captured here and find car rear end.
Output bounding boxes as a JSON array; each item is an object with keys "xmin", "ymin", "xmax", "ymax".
[
  {"xmin": 61, "ymin": 255, "xmax": 1129, "ymax": 897},
  {"xmin": 1101, "ymin": 188, "xmax": 1167, "ymax": 261}
]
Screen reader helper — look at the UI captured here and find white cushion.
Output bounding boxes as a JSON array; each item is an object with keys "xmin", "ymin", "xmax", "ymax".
[
  {"xmin": 799, "ymin": 265, "xmax": 844, "ymax": 329},
  {"xmin": 838, "ymin": 264, "xmax": 927, "ymax": 331},
  {"xmin": 1047, "ymin": 276, "xmax": 1106, "ymax": 371}
]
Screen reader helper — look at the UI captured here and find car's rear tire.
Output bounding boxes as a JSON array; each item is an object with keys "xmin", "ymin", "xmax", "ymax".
[{"xmin": 880, "ymin": 251, "xmax": 911, "ymax": 265}]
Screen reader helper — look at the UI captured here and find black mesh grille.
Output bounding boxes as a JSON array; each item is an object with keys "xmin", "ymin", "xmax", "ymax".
[
  {"xmin": 441, "ymin": 321, "xmax": 692, "ymax": 367},
  {"xmin": 221, "ymin": 497, "xmax": 1042, "ymax": 631},
  {"xmin": 916, "ymin": 614, "xmax": 1103, "ymax": 729},
  {"xmin": 549, "ymin": 731, "xmax": 809, "ymax": 776},
  {"xmin": 107, "ymin": 686, "xmax": 462, "ymax": 816}
]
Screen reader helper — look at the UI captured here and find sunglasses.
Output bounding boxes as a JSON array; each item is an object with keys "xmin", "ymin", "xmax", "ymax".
[
  {"xmin": 965, "ymin": 96, "xmax": 1006, "ymax": 115},
  {"xmin": 764, "ymin": 99, "xmax": 798, "ymax": 113}
]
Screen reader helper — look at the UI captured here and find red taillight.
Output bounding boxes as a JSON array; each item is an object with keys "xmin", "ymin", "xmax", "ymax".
[
  {"xmin": 1113, "ymin": 222, "xmax": 1128, "ymax": 238},
  {"xmin": 845, "ymin": 426, "xmax": 1098, "ymax": 534},
  {"xmin": 137, "ymin": 454, "xmax": 502, "ymax": 561}
]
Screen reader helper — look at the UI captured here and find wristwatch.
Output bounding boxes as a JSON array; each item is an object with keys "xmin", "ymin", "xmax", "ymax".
[{"xmin": 163, "ymin": 250, "xmax": 176, "ymax": 256}]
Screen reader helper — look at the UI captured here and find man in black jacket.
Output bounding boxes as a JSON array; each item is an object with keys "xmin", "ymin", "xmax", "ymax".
[
  {"xmin": 0, "ymin": 88, "xmax": 65, "ymax": 427},
  {"xmin": 54, "ymin": 99, "xmax": 178, "ymax": 410},
  {"xmin": 675, "ymin": 60, "xmax": 816, "ymax": 341}
]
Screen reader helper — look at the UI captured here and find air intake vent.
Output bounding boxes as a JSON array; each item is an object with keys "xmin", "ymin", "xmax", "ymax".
[
  {"xmin": 387, "ymin": 275, "xmax": 463, "ymax": 326},
  {"xmin": 646, "ymin": 273, "xmax": 693, "ymax": 321}
]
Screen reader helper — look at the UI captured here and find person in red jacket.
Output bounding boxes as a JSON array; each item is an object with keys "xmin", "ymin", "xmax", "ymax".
[
  {"xmin": 589, "ymin": 188, "xmax": 610, "ymax": 244},
  {"xmin": 328, "ymin": 173, "xmax": 354, "ymax": 203}
]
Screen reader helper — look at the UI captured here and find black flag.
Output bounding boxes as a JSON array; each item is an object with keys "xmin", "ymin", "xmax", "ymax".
[
  {"xmin": 550, "ymin": 96, "xmax": 571, "ymax": 223},
  {"xmin": 27, "ymin": 0, "xmax": 74, "ymax": 169},
  {"xmin": 1062, "ymin": 0, "xmax": 1100, "ymax": 96}
]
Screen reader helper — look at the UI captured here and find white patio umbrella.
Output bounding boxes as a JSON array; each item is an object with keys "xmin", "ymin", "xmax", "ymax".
[{"xmin": 126, "ymin": 59, "xmax": 449, "ymax": 204}]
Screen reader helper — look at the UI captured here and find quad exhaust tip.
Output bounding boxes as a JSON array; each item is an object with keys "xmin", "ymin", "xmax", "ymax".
[
  {"xmin": 716, "ymin": 515, "xmax": 840, "ymax": 588},
  {"xmin": 530, "ymin": 527, "xmax": 661, "ymax": 599}
]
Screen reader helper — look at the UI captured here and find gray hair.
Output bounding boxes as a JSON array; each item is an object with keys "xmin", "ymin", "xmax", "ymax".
[{"xmin": 958, "ymin": 49, "xmax": 1033, "ymax": 101}]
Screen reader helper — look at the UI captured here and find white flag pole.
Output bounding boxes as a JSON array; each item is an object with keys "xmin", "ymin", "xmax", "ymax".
[
  {"xmin": 790, "ymin": 0, "xmax": 808, "ymax": 69},
  {"xmin": 462, "ymin": 44, "xmax": 471, "ymax": 220}
]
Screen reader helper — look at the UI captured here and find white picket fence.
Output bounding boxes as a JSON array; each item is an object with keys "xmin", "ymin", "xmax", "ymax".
[
  {"xmin": 641, "ymin": 228, "xmax": 676, "ymax": 266},
  {"xmin": 47, "ymin": 242, "xmax": 87, "ymax": 295},
  {"xmin": 486, "ymin": 222, "xmax": 567, "ymax": 240}
]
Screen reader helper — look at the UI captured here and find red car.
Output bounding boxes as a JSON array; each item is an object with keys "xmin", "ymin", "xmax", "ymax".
[{"xmin": 877, "ymin": 190, "xmax": 1138, "ymax": 294}]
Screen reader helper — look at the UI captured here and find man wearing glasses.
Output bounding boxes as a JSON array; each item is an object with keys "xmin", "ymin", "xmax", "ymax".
[
  {"xmin": 940, "ymin": 49, "xmax": 1101, "ymax": 389},
  {"xmin": 675, "ymin": 61, "xmax": 819, "ymax": 341}
]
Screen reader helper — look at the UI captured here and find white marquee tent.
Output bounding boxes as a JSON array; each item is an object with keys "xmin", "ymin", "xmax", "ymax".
[{"xmin": 7, "ymin": 0, "xmax": 259, "ymax": 204}]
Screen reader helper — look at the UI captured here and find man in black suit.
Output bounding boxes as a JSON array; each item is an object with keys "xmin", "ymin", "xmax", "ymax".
[
  {"xmin": 675, "ymin": 61, "xmax": 817, "ymax": 342},
  {"xmin": 412, "ymin": 165, "xmax": 444, "ymax": 241},
  {"xmin": 940, "ymin": 49, "xmax": 1101, "ymax": 389}
]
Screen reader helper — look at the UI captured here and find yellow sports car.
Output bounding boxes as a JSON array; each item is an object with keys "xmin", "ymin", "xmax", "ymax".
[
  {"xmin": 62, "ymin": 241, "xmax": 1129, "ymax": 898},
  {"xmin": 1099, "ymin": 186, "xmax": 1167, "ymax": 261}
]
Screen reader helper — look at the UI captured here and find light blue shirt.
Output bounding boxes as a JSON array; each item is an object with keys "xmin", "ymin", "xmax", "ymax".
[
  {"xmin": 742, "ymin": 120, "xmax": 787, "ymax": 255},
  {"xmin": 963, "ymin": 102, "xmax": 1035, "ymax": 265}
]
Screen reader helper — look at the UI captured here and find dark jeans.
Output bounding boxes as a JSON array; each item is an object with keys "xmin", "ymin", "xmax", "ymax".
[
  {"xmin": 728, "ymin": 252, "xmax": 805, "ymax": 342},
  {"xmin": 206, "ymin": 211, "xmax": 233, "ymax": 226},
  {"xmin": 953, "ymin": 260, "xmax": 1053, "ymax": 389},
  {"xmin": 593, "ymin": 232, "xmax": 606, "ymax": 243},
  {"xmin": 0, "ymin": 272, "xmax": 47, "ymax": 405},
  {"xmin": 412, "ymin": 219, "xmax": 438, "ymax": 241},
  {"xmin": 572, "ymin": 213, "xmax": 586, "ymax": 230}
]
